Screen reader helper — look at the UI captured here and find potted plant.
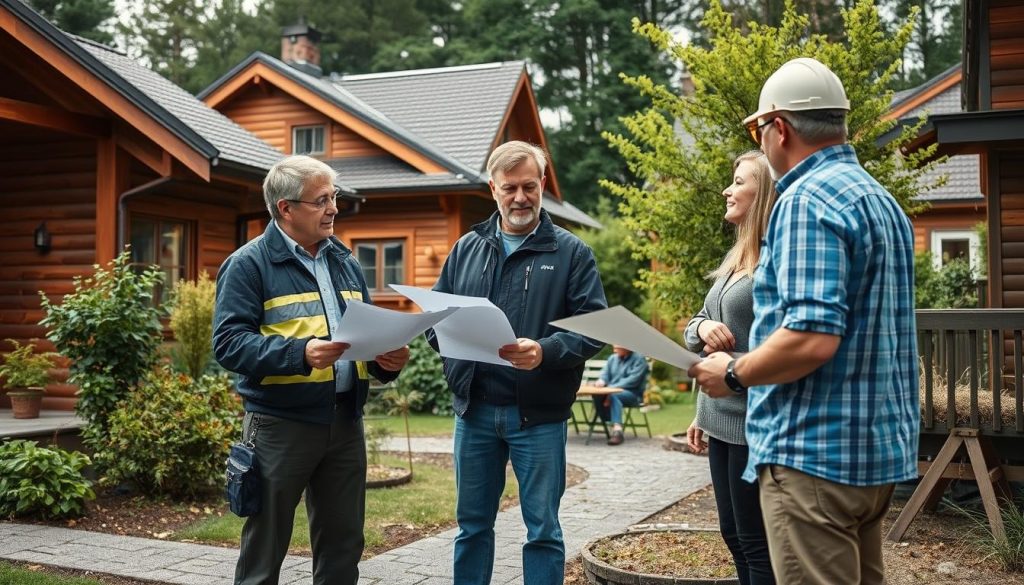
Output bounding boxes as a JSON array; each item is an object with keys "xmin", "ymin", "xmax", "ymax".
[{"xmin": 0, "ymin": 339, "xmax": 57, "ymax": 419}]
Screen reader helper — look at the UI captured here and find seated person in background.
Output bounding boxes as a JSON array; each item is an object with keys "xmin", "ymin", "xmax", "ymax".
[{"xmin": 592, "ymin": 345, "xmax": 649, "ymax": 445}]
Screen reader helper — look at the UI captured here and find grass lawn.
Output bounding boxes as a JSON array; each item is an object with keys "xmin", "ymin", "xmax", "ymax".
[
  {"xmin": 0, "ymin": 562, "xmax": 105, "ymax": 585},
  {"xmin": 175, "ymin": 455, "xmax": 516, "ymax": 552},
  {"xmin": 367, "ymin": 392, "xmax": 697, "ymax": 439}
]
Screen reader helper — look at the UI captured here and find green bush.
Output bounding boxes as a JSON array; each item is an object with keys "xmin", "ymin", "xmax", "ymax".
[
  {"xmin": 168, "ymin": 272, "xmax": 217, "ymax": 379},
  {"xmin": 393, "ymin": 336, "xmax": 450, "ymax": 415},
  {"xmin": 955, "ymin": 498, "xmax": 1024, "ymax": 572},
  {"xmin": 92, "ymin": 368, "xmax": 241, "ymax": 498},
  {"xmin": 915, "ymin": 253, "xmax": 978, "ymax": 309},
  {"xmin": 0, "ymin": 339, "xmax": 56, "ymax": 389},
  {"xmin": 39, "ymin": 251, "xmax": 164, "ymax": 451},
  {"xmin": 0, "ymin": 440, "xmax": 94, "ymax": 519}
]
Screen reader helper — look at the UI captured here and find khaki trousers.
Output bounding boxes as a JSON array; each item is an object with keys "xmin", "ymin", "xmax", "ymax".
[{"xmin": 758, "ymin": 465, "xmax": 894, "ymax": 585}]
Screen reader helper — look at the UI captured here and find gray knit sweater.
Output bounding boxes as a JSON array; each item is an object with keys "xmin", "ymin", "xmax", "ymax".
[{"xmin": 683, "ymin": 274, "xmax": 754, "ymax": 445}]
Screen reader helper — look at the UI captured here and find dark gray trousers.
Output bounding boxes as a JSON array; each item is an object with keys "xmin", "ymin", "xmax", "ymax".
[{"xmin": 235, "ymin": 408, "xmax": 366, "ymax": 585}]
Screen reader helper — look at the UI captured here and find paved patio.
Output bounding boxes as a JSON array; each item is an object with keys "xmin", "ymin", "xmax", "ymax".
[{"xmin": 0, "ymin": 433, "xmax": 711, "ymax": 584}]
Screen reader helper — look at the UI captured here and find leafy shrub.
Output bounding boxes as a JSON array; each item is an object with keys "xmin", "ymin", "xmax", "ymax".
[
  {"xmin": 168, "ymin": 272, "xmax": 217, "ymax": 379},
  {"xmin": 915, "ymin": 253, "xmax": 978, "ymax": 309},
  {"xmin": 0, "ymin": 339, "xmax": 56, "ymax": 389},
  {"xmin": 93, "ymin": 368, "xmax": 241, "ymax": 498},
  {"xmin": 393, "ymin": 336, "xmax": 450, "ymax": 415},
  {"xmin": 0, "ymin": 440, "xmax": 94, "ymax": 519},
  {"xmin": 39, "ymin": 251, "xmax": 164, "ymax": 450}
]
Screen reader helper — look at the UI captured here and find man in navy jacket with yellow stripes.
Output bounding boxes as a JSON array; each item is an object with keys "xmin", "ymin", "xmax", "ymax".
[{"xmin": 214, "ymin": 155, "xmax": 409, "ymax": 585}]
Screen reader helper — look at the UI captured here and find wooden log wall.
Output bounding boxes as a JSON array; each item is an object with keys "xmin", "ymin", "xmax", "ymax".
[
  {"xmin": 219, "ymin": 84, "xmax": 387, "ymax": 158},
  {"xmin": 989, "ymin": 1, "xmax": 1024, "ymax": 109},
  {"xmin": 911, "ymin": 205, "xmax": 987, "ymax": 253},
  {"xmin": 0, "ymin": 138, "xmax": 97, "ymax": 410},
  {"xmin": 999, "ymin": 154, "xmax": 1024, "ymax": 308}
]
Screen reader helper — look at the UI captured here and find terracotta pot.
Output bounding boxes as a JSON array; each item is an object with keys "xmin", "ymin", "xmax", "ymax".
[{"xmin": 8, "ymin": 387, "xmax": 43, "ymax": 419}]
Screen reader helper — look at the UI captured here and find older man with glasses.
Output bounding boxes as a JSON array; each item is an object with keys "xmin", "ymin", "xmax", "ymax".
[{"xmin": 214, "ymin": 154, "xmax": 410, "ymax": 585}]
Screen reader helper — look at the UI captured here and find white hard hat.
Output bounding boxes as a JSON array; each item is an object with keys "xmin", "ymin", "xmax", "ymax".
[{"xmin": 742, "ymin": 58, "xmax": 850, "ymax": 126}]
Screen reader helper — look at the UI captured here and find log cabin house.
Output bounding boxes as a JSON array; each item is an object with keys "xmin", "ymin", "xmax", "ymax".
[
  {"xmin": 0, "ymin": 2, "xmax": 597, "ymax": 413},
  {"xmin": 887, "ymin": 65, "xmax": 987, "ymax": 272},
  {"xmin": 199, "ymin": 21, "xmax": 599, "ymax": 312}
]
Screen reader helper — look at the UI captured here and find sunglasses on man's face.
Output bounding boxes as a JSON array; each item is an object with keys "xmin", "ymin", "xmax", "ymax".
[{"xmin": 745, "ymin": 117, "xmax": 778, "ymax": 146}]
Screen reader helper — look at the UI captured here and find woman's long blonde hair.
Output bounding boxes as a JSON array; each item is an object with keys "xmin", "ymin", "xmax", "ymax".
[{"xmin": 709, "ymin": 151, "xmax": 777, "ymax": 280}]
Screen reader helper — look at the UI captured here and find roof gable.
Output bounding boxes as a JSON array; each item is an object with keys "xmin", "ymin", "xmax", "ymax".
[{"xmin": 1, "ymin": 0, "xmax": 281, "ymax": 179}]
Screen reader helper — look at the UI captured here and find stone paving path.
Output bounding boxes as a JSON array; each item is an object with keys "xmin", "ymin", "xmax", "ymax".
[{"xmin": 0, "ymin": 433, "xmax": 710, "ymax": 584}]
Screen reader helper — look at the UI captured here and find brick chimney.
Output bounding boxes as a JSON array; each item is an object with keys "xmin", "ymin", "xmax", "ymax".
[{"xmin": 281, "ymin": 17, "xmax": 323, "ymax": 77}]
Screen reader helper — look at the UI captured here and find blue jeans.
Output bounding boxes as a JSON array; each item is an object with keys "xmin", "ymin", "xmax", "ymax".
[
  {"xmin": 592, "ymin": 390, "xmax": 641, "ymax": 425},
  {"xmin": 453, "ymin": 402, "xmax": 567, "ymax": 585}
]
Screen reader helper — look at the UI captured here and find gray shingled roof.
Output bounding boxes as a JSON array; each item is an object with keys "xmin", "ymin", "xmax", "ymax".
[
  {"xmin": 326, "ymin": 156, "xmax": 470, "ymax": 191},
  {"xmin": 76, "ymin": 40, "xmax": 283, "ymax": 173},
  {"xmin": 339, "ymin": 62, "xmax": 526, "ymax": 173},
  {"xmin": 893, "ymin": 71, "xmax": 983, "ymax": 203}
]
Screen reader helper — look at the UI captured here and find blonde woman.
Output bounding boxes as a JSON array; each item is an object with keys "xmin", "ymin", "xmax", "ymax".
[{"xmin": 683, "ymin": 151, "xmax": 777, "ymax": 585}]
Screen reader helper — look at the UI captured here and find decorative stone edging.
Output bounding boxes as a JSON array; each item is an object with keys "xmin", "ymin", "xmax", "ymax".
[
  {"xmin": 366, "ymin": 466, "xmax": 412, "ymax": 489},
  {"xmin": 581, "ymin": 527, "xmax": 740, "ymax": 585}
]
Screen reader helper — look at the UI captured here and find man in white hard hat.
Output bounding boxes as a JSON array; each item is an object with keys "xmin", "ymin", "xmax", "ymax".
[{"xmin": 689, "ymin": 57, "xmax": 919, "ymax": 584}]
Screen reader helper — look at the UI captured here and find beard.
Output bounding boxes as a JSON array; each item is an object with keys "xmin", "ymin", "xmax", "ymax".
[{"xmin": 503, "ymin": 206, "xmax": 536, "ymax": 228}]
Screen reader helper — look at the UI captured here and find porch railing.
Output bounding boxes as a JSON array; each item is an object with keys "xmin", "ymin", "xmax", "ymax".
[{"xmin": 917, "ymin": 309, "xmax": 1024, "ymax": 437}]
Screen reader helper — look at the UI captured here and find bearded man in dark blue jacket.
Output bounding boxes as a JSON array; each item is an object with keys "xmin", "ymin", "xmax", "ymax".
[
  {"xmin": 213, "ymin": 155, "xmax": 409, "ymax": 585},
  {"xmin": 430, "ymin": 141, "xmax": 607, "ymax": 585}
]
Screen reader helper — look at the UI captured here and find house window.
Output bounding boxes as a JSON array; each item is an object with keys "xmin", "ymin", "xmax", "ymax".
[
  {"xmin": 293, "ymin": 125, "xmax": 325, "ymax": 155},
  {"xmin": 354, "ymin": 240, "xmax": 405, "ymax": 291},
  {"xmin": 130, "ymin": 216, "xmax": 190, "ymax": 303},
  {"xmin": 930, "ymin": 230, "xmax": 980, "ymax": 270}
]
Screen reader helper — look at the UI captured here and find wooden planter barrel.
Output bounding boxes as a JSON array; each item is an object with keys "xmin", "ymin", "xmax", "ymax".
[
  {"xmin": 366, "ymin": 465, "xmax": 412, "ymax": 489},
  {"xmin": 581, "ymin": 528, "xmax": 740, "ymax": 585}
]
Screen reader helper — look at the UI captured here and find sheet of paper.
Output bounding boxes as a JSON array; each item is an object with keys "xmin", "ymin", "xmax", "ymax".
[
  {"xmin": 550, "ymin": 305, "xmax": 701, "ymax": 370},
  {"xmin": 330, "ymin": 300, "xmax": 457, "ymax": 361},
  {"xmin": 390, "ymin": 284, "xmax": 517, "ymax": 366}
]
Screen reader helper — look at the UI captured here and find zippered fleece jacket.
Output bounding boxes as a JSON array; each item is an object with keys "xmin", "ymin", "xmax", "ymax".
[
  {"xmin": 430, "ymin": 210, "xmax": 607, "ymax": 428},
  {"xmin": 213, "ymin": 223, "xmax": 399, "ymax": 424}
]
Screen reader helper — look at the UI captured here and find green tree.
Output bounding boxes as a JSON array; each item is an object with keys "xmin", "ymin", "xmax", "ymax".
[
  {"xmin": 186, "ymin": 0, "xmax": 277, "ymax": 93},
  {"xmin": 887, "ymin": 0, "xmax": 961, "ymax": 89},
  {"xmin": 603, "ymin": 0, "xmax": 942, "ymax": 322},
  {"xmin": 679, "ymin": 0, "xmax": 858, "ymax": 45},
  {"xmin": 120, "ymin": 0, "xmax": 205, "ymax": 88},
  {"xmin": 574, "ymin": 198, "xmax": 648, "ymax": 315},
  {"xmin": 28, "ymin": 0, "xmax": 115, "ymax": 44}
]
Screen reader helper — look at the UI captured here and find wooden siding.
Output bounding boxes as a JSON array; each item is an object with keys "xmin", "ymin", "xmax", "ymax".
[
  {"xmin": 1000, "ymin": 153, "xmax": 1024, "ymax": 307},
  {"xmin": 989, "ymin": 2, "xmax": 1024, "ymax": 109},
  {"xmin": 0, "ymin": 138, "xmax": 97, "ymax": 409},
  {"xmin": 912, "ymin": 205, "xmax": 987, "ymax": 252},
  {"xmin": 219, "ymin": 83, "xmax": 386, "ymax": 158}
]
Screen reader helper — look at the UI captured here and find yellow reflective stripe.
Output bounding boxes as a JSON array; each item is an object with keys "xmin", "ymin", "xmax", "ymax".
[
  {"xmin": 260, "ymin": 316, "xmax": 328, "ymax": 339},
  {"xmin": 260, "ymin": 367, "xmax": 333, "ymax": 385},
  {"xmin": 356, "ymin": 361, "xmax": 369, "ymax": 380},
  {"xmin": 264, "ymin": 292, "xmax": 321, "ymax": 310},
  {"xmin": 340, "ymin": 290, "xmax": 363, "ymax": 301}
]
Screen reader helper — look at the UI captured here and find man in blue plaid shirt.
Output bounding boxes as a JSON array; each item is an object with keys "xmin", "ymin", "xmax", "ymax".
[{"xmin": 689, "ymin": 58, "xmax": 919, "ymax": 585}]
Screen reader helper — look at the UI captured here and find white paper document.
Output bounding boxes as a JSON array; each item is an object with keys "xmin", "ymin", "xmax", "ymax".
[
  {"xmin": 550, "ymin": 305, "xmax": 702, "ymax": 370},
  {"xmin": 390, "ymin": 284, "xmax": 517, "ymax": 366},
  {"xmin": 330, "ymin": 300, "xmax": 457, "ymax": 361}
]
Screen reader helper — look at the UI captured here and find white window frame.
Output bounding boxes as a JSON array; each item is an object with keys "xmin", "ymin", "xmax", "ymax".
[
  {"xmin": 930, "ymin": 229, "xmax": 980, "ymax": 270},
  {"xmin": 292, "ymin": 125, "xmax": 325, "ymax": 155}
]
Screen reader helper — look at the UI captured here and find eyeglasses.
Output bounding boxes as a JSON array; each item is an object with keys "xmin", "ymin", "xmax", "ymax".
[
  {"xmin": 746, "ymin": 117, "xmax": 780, "ymax": 146},
  {"xmin": 284, "ymin": 188, "xmax": 341, "ymax": 211}
]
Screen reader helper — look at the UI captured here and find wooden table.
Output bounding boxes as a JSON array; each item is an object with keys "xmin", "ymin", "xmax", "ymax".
[{"xmin": 575, "ymin": 385, "xmax": 623, "ymax": 444}]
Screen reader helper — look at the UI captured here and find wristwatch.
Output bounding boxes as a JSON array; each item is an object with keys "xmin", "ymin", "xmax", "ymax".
[{"xmin": 724, "ymin": 359, "xmax": 747, "ymax": 394}]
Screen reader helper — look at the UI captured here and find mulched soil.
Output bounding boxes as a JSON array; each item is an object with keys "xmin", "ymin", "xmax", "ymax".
[
  {"xmin": 566, "ymin": 453, "xmax": 1023, "ymax": 585},
  {"xmin": 17, "ymin": 451, "xmax": 589, "ymax": 583}
]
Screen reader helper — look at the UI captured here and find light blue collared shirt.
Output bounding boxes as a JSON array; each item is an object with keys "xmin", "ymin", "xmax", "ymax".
[{"xmin": 273, "ymin": 222, "xmax": 353, "ymax": 394}]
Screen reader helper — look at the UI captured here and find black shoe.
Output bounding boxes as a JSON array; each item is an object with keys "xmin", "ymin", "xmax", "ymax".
[{"xmin": 607, "ymin": 430, "xmax": 624, "ymax": 445}]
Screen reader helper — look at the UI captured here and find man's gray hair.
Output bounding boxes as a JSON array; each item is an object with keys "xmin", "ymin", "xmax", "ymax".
[
  {"xmin": 263, "ymin": 155, "xmax": 338, "ymax": 219},
  {"xmin": 486, "ymin": 141, "xmax": 547, "ymax": 180},
  {"xmin": 779, "ymin": 109, "xmax": 848, "ymax": 143}
]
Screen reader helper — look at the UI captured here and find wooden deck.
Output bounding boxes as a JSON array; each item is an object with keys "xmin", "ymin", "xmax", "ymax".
[{"xmin": 0, "ymin": 409, "xmax": 83, "ymax": 450}]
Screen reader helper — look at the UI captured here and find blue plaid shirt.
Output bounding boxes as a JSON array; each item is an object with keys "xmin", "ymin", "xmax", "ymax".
[{"xmin": 744, "ymin": 144, "xmax": 919, "ymax": 486}]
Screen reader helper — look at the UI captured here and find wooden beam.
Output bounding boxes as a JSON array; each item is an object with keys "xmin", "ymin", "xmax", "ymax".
[
  {"xmin": 0, "ymin": 96, "xmax": 108, "ymax": 136},
  {"xmin": 95, "ymin": 137, "xmax": 118, "ymax": 265},
  {"xmin": 114, "ymin": 123, "xmax": 172, "ymax": 177}
]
